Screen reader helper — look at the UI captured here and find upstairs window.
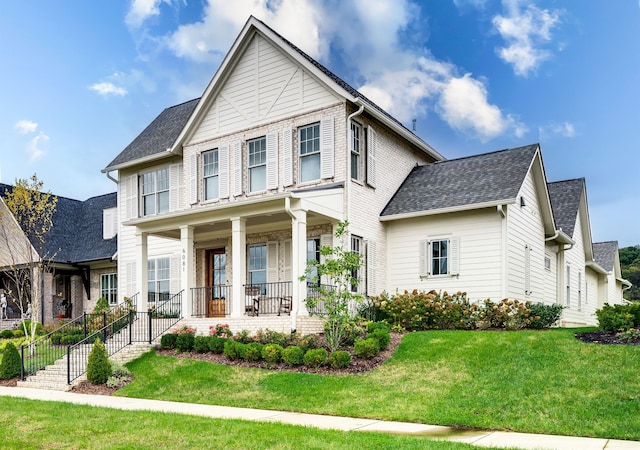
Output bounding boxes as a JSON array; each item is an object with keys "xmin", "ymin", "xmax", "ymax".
[
  {"xmin": 248, "ymin": 137, "xmax": 266, "ymax": 192},
  {"xmin": 203, "ymin": 149, "xmax": 219, "ymax": 200},
  {"xmin": 351, "ymin": 121, "xmax": 362, "ymax": 180},
  {"xmin": 299, "ymin": 123, "xmax": 320, "ymax": 182},
  {"xmin": 142, "ymin": 168, "xmax": 169, "ymax": 216}
]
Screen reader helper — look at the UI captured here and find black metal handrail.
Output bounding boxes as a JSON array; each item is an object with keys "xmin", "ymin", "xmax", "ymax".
[
  {"xmin": 243, "ymin": 282, "xmax": 292, "ymax": 316},
  {"xmin": 191, "ymin": 285, "xmax": 232, "ymax": 317}
]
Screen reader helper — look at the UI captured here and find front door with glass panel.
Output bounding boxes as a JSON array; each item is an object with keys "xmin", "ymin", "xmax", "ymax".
[{"xmin": 207, "ymin": 248, "xmax": 226, "ymax": 317}]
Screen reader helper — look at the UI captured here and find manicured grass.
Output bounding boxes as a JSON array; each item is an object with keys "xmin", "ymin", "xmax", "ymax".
[
  {"xmin": 119, "ymin": 328, "xmax": 640, "ymax": 440},
  {"xmin": 0, "ymin": 397, "xmax": 482, "ymax": 449}
]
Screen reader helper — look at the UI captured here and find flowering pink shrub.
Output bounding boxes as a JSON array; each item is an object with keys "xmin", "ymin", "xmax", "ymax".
[{"xmin": 209, "ymin": 323, "xmax": 232, "ymax": 338}]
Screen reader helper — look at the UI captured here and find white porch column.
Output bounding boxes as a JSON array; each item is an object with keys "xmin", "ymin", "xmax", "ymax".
[
  {"xmin": 180, "ymin": 225, "xmax": 194, "ymax": 318},
  {"xmin": 290, "ymin": 208, "xmax": 307, "ymax": 333},
  {"xmin": 136, "ymin": 231, "xmax": 148, "ymax": 311},
  {"xmin": 231, "ymin": 217, "xmax": 246, "ymax": 318}
]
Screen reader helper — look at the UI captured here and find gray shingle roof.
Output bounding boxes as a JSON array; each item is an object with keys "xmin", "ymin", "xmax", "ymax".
[
  {"xmin": 593, "ymin": 241, "xmax": 618, "ymax": 272},
  {"xmin": 380, "ymin": 144, "xmax": 538, "ymax": 217},
  {"xmin": 0, "ymin": 184, "xmax": 116, "ymax": 264},
  {"xmin": 547, "ymin": 179, "xmax": 584, "ymax": 238},
  {"xmin": 104, "ymin": 99, "xmax": 199, "ymax": 170}
]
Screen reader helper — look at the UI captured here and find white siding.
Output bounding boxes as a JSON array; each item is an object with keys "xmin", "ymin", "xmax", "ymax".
[
  {"xmin": 386, "ymin": 209, "xmax": 504, "ymax": 302},
  {"xmin": 584, "ymin": 268, "xmax": 600, "ymax": 326},
  {"xmin": 543, "ymin": 242, "xmax": 558, "ymax": 304},
  {"xmin": 189, "ymin": 34, "xmax": 339, "ymax": 144},
  {"xmin": 562, "ymin": 213, "xmax": 587, "ymax": 325}
]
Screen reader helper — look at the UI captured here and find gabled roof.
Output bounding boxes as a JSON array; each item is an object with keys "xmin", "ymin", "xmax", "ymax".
[
  {"xmin": 381, "ymin": 144, "xmax": 539, "ymax": 218},
  {"xmin": 104, "ymin": 99, "xmax": 199, "ymax": 171},
  {"xmin": 0, "ymin": 184, "xmax": 117, "ymax": 264},
  {"xmin": 104, "ymin": 16, "xmax": 442, "ymax": 172},
  {"xmin": 593, "ymin": 241, "xmax": 618, "ymax": 273},
  {"xmin": 547, "ymin": 179, "xmax": 584, "ymax": 238}
]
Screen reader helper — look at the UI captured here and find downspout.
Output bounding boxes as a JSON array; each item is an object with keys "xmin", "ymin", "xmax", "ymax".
[
  {"xmin": 284, "ymin": 198, "xmax": 297, "ymax": 334},
  {"xmin": 105, "ymin": 170, "xmax": 118, "ymax": 184}
]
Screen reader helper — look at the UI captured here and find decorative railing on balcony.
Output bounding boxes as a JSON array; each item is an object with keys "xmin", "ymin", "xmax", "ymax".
[
  {"xmin": 243, "ymin": 281, "xmax": 292, "ymax": 316},
  {"xmin": 191, "ymin": 285, "xmax": 232, "ymax": 317}
]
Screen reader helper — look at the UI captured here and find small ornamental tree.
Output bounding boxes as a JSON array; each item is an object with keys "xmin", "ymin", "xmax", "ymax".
[
  {"xmin": 302, "ymin": 221, "xmax": 364, "ymax": 352},
  {"xmin": 86, "ymin": 338, "xmax": 112, "ymax": 384}
]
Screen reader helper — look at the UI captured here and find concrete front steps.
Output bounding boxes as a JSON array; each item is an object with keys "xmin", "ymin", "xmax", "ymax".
[{"xmin": 17, "ymin": 341, "xmax": 156, "ymax": 391}]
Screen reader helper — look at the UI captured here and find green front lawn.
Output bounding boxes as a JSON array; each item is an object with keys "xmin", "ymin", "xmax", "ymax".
[
  {"xmin": 119, "ymin": 328, "xmax": 640, "ymax": 440},
  {"xmin": 1, "ymin": 397, "xmax": 483, "ymax": 449}
]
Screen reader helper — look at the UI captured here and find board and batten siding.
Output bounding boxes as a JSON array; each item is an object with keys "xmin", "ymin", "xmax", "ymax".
[
  {"xmin": 385, "ymin": 209, "xmax": 503, "ymax": 301},
  {"xmin": 505, "ymin": 169, "xmax": 546, "ymax": 304},
  {"xmin": 189, "ymin": 34, "xmax": 340, "ymax": 145}
]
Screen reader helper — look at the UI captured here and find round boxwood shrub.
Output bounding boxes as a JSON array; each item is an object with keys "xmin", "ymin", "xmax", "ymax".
[
  {"xmin": 12, "ymin": 329, "xmax": 24, "ymax": 338},
  {"xmin": 262, "ymin": 344, "xmax": 283, "ymax": 365},
  {"xmin": 0, "ymin": 342, "xmax": 21, "ymax": 379},
  {"xmin": 160, "ymin": 333, "xmax": 177, "ymax": 350},
  {"xmin": 86, "ymin": 338, "xmax": 112, "ymax": 385},
  {"xmin": 223, "ymin": 340, "xmax": 242, "ymax": 360},
  {"xmin": 367, "ymin": 321, "xmax": 391, "ymax": 334},
  {"xmin": 367, "ymin": 329, "xmax": 390, "ymax": 350},
  {"xmin": 354, "ymin": 337, "xmax": 380, "ymax": 359},
  {"xmin": 328, "ymin": 350, "xmax": 351, "ymax": 369},
  {"xmin": 303, "ymin": 348, "xmax": 327, "ymax": 368},
  {"xmin": 243, "ymin": 343, "xmax": 264, "ymax": 362},
  {"xmin": 282, "ymin": 346, "xmax": 304, "ymax": 366},
  {"xmin": 208, "ymin": 337, "xmax": 227, "ymax": 354},
  {"xmin": 175, "ymin": 333, "xmax": 195, "ymax": 352},
  {"xmin": 0, "ymin": 329, "xmax": 14, "ymax": 339},
  {"xmin": 193, "ymin": 336, "xmax": 210, "ymax": 353}
]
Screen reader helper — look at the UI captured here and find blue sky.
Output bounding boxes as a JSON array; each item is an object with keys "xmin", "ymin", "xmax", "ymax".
[{"xmin": 1, "ymin": 1, "xmax": 639, "ymax": 246}]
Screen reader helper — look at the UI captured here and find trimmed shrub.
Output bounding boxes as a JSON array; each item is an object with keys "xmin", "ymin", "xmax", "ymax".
[
  {"xmin": 193, "ymin": 336, "xmax": 210, "ymax": 353},
  {"xmin": 282, "ymin": 346, "xmax": 304, "ymax": 366},
  {"xmin": 328, "ymin": 350, "xmax": 351, "ymax": 369},
  {"xmin": 0, "ymin": 329, "xmax": 14, "ymax": 339},
  {"xmin": 0, "ymin": 342, "xmax": 21, "ymax": 379},
  {"xmin": 261, "ymin": 344, "xmax": 283, "ymax": 365},
  {"xmin": 175, "ymin": 332, "xmax": 195, "ymax": 352},
  {"xmin": 233, "ymin": 329, "xmax": 252, "ymax": 344},
  {"xmin": 160, "ymin": 333, "xmax": 177, "ymax": 350},
  {"xmin": 354, "ymin": 338, "xmax": 380, "ymax": 359},
  {"xmin": 86, "ymin": 338, "xmax": 112, "ymax": 384},
  {"xmin": 528, "ymin": 303, "xmax": 564, "ymax": 329},
  {"xmin": 223, "ymin": 340, "xmax": 241, "ymax": 360},
  {"xmin": 295, "ymin": 334, "xmax": 321, "ymax": 353},
  {"xmin": 303, "ymin": 348, "xmax": 327, "ymax": 368},
  {"xmin": 208, "ymin": 337, "xmax": 227, "ymax": 354},
  {"xmin": 13, "ymin": 329, "xmax": 24, "ymax": 338},
  {"xmin": 255, "ymin": 329, "xmax": 292, "ymax": 347},
  {"xmin": 597, "ymin": 304, "xmax": 636, "ymax": 332},
  {"xmin": 243, "ymin": 343, "xmax": 264, "ymax": 362},
  {"xmin": 367, "ymin": 328, "xmax": 390, "ymax": 350},
  {"xmin": 367, "ymin": 321, "xmax": 391, "ymax": 334}
]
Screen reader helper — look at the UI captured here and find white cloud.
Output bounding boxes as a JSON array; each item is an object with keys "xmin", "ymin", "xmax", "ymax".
[
  {"xmin": 14, "ymin": 120, "xmax": 38, "ymax": 134},
  {"xmin": 151, "ymin": 0, "xmax": 525, "ymax": 141},
  {"xmin": 25, "ymin": 132, "xmax": 49, "ymax": 162},
  {"xmin": 539, "ymin": 122, "xmax": 576, "ymax": 139},
  {"xmin": 89, "ymin": 82, "xmax": 128, "ymax": 97},
  {"xmin": 126, "ymin": 0, "xmax": 171, "ymax": 28},
  {"xmin": 493, "ymin": 0, "xmax": 562, "ymax": 76}
]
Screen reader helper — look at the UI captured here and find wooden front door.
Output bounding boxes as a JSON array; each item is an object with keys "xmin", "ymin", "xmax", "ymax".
[{"xmin": 206, "ymin": 248, "xmax": 226, "ymax": 317}]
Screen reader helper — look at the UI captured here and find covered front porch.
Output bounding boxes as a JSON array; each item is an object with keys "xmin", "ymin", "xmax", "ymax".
[{"xmin": 128, "ymin": 186, "xmax": 343, "ymax": 332}]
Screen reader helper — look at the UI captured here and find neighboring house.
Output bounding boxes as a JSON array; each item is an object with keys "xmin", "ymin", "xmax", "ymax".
[
  {"xmin": 0, "ymin": 184, "xmax": 117, "ymax": 325},
  {"xmin": 102, "ymin": 16, "xmax": 629, "ymax": 332},
  {"xmin": 593, "ymin": 241, "xmax": 631, "ymax": 307}
]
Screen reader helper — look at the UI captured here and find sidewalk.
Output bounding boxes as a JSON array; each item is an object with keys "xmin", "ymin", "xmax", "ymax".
[{"xmin": 1, "ymin": 386, "xmax": 639, "ymax": 450}]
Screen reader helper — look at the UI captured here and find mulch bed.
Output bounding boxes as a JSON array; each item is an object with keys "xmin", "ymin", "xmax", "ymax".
[
  {"xmin": 574, "ymin": 330, "xmax": 639, "ymax": 345},
  {"xmin": 0, "ymin": 377, "xmax": 17, "ymax": 387}
]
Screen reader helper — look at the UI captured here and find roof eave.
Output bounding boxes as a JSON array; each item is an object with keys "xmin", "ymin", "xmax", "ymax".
[
  {"xmin": 380, "ymin": 199, "xmax": 514, "ymax": 222},
  {"xmin": 586, "ymin": 260, "xmax": 608, "ymax": 275},
  {"xmin": 102, "ymin": 150, "xmax": 175, "ymax": 173}
]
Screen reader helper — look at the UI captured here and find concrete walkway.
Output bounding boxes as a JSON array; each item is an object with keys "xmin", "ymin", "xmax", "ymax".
[{"xmin": 1, "ymin": 386, "xmax": 639, "ymax": 450}]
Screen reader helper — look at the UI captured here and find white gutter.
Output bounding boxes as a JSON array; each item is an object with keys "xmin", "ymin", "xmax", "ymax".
[
  {"xmin": 346, "ymin": 100, "xmax": 365, "ymax": 230},
  {"xmin": 104, "ymin": 170, "xmax": 118, "ymax": 184},
  {"xmin": 586, "ymin": 260, "xmax": 608, "ymax": 275},
  {"xmin": 380, "ymin": 198, "xmax": 516, "ymax": 222}
]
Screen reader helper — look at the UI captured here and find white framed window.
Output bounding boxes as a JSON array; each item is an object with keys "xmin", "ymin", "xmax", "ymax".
[
  {"xmin": 565, "ymin": 264, "xmax": 571, "ymax": 306},
  {"xmin": 419, "ymin": 237, "xmax": 460, "ymax": 278},
  {"xmin": 203, "ymin": 149, "xmax": 219, "ymax": 200},
  {"xmin": 100, "ymin": 273, "xmax": 117, "ymax": 305},
  {"xmin": 299, "ymin": 123, "xmax": 321, "ymax": 182},
  {"xmin": 350, "ymin": 235, "xmax": 363, "ymax": 293},
  {"xmin": 306, "ymin": 238, "xmax": 321, "ymax": 285},
  {"xmin": 350, "ymin": 121, "xmax": 362, "ymax": 180},
  {"xmin": 248, "ymin": 137, "xmax": 267, "ymax": 192},
  {"xmin": 544, "ymin": 255, "xmax": 551, "ymax": 271},
  {"xmin": 148, "ymin": 257, "xmax": 170, "ymax": 303},
  {"xmin": 141, "ymin": 168, "xmax": 169, "ymax": 216},
  {"xmin": 248, "ymin": 244, "xmax": 267, "ymax": 286}
]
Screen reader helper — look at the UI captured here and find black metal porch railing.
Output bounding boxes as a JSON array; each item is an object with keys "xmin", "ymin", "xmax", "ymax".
[
  {"xmin": 66, "ymin": 291, "xmax": 183, "ymax": 384},
  {"xmin": 191, "ymin": 285, "xmax": 232, "ymax": 317},
  {"xmin": 243, "ymin": 281, "xmax": 292, "ymax": 316}
]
